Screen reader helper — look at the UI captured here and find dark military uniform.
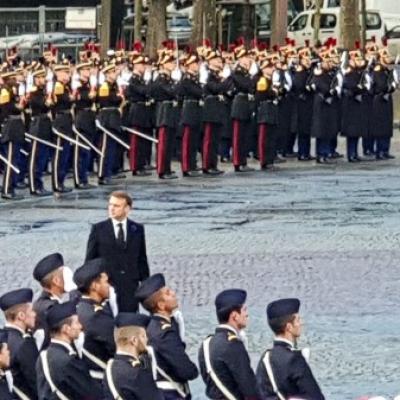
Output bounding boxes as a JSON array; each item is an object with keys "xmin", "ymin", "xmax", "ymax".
[
  {"xmin": 97, "ymin": 79, "xmax": 124, "ymax": 184},
  {"xmin": 231, "ymin": 66, "xmax": 256, "ymax": 170},
  {"xmin": 198, "ymin": 325, "xmax": 260, "ymax": 400},
  {"xmin": 27, "ymin": 85, "xmax": 52, "ymax": 195},
  {"xmin": 0, "ymin": 83, "xmax": 25, "ymax": 199},
  {"xmin": 256, "ymin": 339, "xmax": 325, "ymax": 400},
  {"xmin": 51, "ymin": 80, "xmax": 74, "ymax": 192},
  {"xmin": 202, "ymin": 70, "xmax": 233, "ymax": 173},
  {"xmin": 5, "ymin": 325, "xmax": 39, "ymax": 400},
  {"xmin": 147, "ymin": 314, "xmax": 198, "ymax": 399},
  {"xmin": 0, "ymin": 371, "xmax": 14, "ymax": 399},
  {"xmin": 255, "ymin": 74, "xmax": 279, "ymax": 169},
  {"xmin": 291, "ymin": 65, "xmax": 314, "ymax": 160},
  {"xmin": 76, "ymin": 296, "xmax": 115, "ymax": 381},
  {"xmin": 341, "ymin": 67, "xmax": 369, "ymax": 161},
  {"xmin": 126, "ymin": 72, "xmax": 153, "ymax": 174},
  {"xmin": 103, "ymin": 353, "xmax": 163, "ymax": 400},
  {"xmin": 74, "ymin": 79, "xmax": 97, "ymax": 187},
  {"xmin": 152, "ymin": 72, "xmax": 179, "ymax": 178},
  {"xmin": 179, "ymin": 72, "xmax": 203, "ymax": 174},
  {"xmin": 371, "ymin": 64, "xmax": 395, "ymax": 159},
  {"xmin": 36, "ymin": 339, "xmax": 103, "ymax": 400},
  {"xmin": 310, "ymin": 68, "xmax": 339, "ymax": 161}
]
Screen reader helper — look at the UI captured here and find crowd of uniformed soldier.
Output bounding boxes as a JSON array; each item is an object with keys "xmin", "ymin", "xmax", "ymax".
[
  {"xmin": 0, "ymin": 36, "xmax": 398, "ymax": 200},
  {"xmin": 0, "ymin": 253, "xmax": 324, "ymax": 399}
]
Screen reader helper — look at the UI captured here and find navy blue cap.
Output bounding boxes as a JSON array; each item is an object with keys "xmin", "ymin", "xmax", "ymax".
[
  {"xmin": 0, "ymin": 288, "xmax": 33, "ymax": 311},
  {"xmin": 215, "ymin": 289, "xmax": 247, "ymax": 312},
  {"xmin": 33, "ymin": 253, "xmax": 64, "ymax": 282},
  {"xmin": 135, "ymin": 273, "xmax": 165, "ymax": 302},
  {"xmin": 73, "ymin": 258, "xmax": 106, "ymax": 291},
  {"xmin": 46, "ymin": 301, "xmax": 77, "ymax": 329},
  {"xmin": 115, "ymin": 312, "xmax": 150, "ymax": 328},
  {"xmin": 267, "ymin": 298, "xmax": 301, "ymax": 320},
  {"xmin": 0, "ymin": 329, "xmax": 7, "ymax": 344}
]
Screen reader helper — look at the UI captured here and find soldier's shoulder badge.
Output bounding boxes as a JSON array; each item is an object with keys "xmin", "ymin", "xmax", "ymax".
[
  {"xmin": 161, "ymin": 321, "xmax": 172, "ymax": 331},
  {"xmin": 0, "ymin": 88, "xmax": 10, "ymax": 104},
  {"xmin": 227, "ymin": 332, "xmax": 238, "ymax": 342},
  {"xmin": 257, "ymin": 76, "xmax": 268, "ymax": 92},
  {"xmin": 54, "ymin": 81, "xmax": 64, "ymax": 96},
  {"xmin": 374, "ymin": 64, "xmax": 382, "ymax": 72},
  {"xmin": 99, "ymin": 82, "xmax": 109, "ymax": 97}
]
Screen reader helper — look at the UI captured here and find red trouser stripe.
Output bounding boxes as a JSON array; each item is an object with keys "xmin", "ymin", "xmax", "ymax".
[
  {"xmin": 232, "ymin": 119, "xmax": 241, "ymax": 167},
  {"xmin": 129, "ymin": 127, "xmax": 139, "ymax": 171},
  {"xmin": 258, "ymin": 123, "xmax": 267, "ymax": 167},
  {"xmin": 182, "ymin": 125, "xmax": 191, "ymax": 173},
  {"xmin": 202, "ymin": 123, "xmax": 212, "ymax": 170},
  {"xmin": 157, "ymin": 126, "xmax": 167, "ymax": 175}
]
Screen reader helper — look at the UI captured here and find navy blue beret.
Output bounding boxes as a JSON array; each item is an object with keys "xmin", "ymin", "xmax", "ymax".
[
  {"xmin": 73, "ymin": 258, "xmax": 106, "ymax": 291},
  {"xmin": 215, "ymin": 289, "xmax": 247, "ymax": 312},
  {"xmin": 46, "ymin": 301, "xmax": 77, "ymax": 329},
  {"xmin": 0, "ymin": 288, "xmax": 33, "ymax": 311},
  {"xmin": 115, "ymin": 312, "xmax": 150, "ymax": 328},
  {"xmin": 135, "ymin": 273, "xmax": 165, "ymax": 302},
  {"xmin": 33, "ymin": 253, "xmax": 64, "ymax": 282},
  {"xmin": 267, "ymin": 298, "xmax": 300, "ymax": 320}
]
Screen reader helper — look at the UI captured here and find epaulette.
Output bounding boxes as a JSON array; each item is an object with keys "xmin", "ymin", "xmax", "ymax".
[
  {"xmin": 374, "ymin": 64, "xmax": 382, "ymax": 72},
  {"xmin": 0, "ymin": 88, "xmax": 10, "ymax": 105},
  {"xmin": 94, "ymin": 305, "xmax": 103, "ymax": 312},
  {"xmin": 99, "ymin": 82, "xmax": 109, "ymax": 97},
  {"xmin": 257, "ymin": 76, "xmax": 268, "ymax": 92},
  {"xmin": 161, "ymin": 321, "xmax": 171, "ymax": 330},
  {"xmin": 54, "ymin": 81, "xmax": 64, "ymax": 96},
  {"xmin": 227, "ymin": 332, "xmax": 238, "ymax": 341},
  {"xmin": 28, "ymin": 86, "xmax": 38, "ymax": 93},
  {"xmin": 295, "ymin": 65, "xmax": 304, "ymax": 72},
  {"xmin": 131, "ymin": 360, "xmax": 140, "ymax": 367}
]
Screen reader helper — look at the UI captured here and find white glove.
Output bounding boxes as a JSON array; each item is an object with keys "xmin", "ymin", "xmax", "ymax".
[
  {"xmin": 18, "ymin": 83, "xmax": 26, "ymax": 97},
  {"xmin": 249, "ymin": 62, "xmax": 259, "ymax": 77},
  {"xmin": 284, "ymin": 71, "xmax": 293, "ymax": 92},
  {"xmin": 46, "ymin": 80, "xmax": 54, "ymax": 94},
  {"xmin": 172, "ymin": 309, "xmax": 185, "ymax": 342},
  {"xmin": 71, "ymin": 77, "xmax": 81, "ymax": 91},
  {"xmin": 272, "ymin": 70, "xmax": 280, "ymax": 86},
  {"xmin": 108, "ymin": 285, "xmax": 119, "ymax": 317},
  {"xmin": 143, "ymin": 68, "xmax": 152, "ymax": 83},
  {"xmin": 46, "ymin": 69, "xmax": 54, "ymax": 82},
  {"xmin": 222, "ymin": 64, "xmax": 231, "ymax": 79},
  {"xmin": 199, "ymin": 63, "xmax": 209, "ymax": 84},
  {"xmin": 26, "ymin": 73, "xmax": 34, "ymax": 92},
  {"xmin": 63, "ymin": 266, "xmax": 78, "ymax": 293},
  {"xmin": 74, "ymin": 331, "xmax": 85, "ymax": 358},
  {"xmin": 89, "ymin": 74, "xmax": 98, "ymax": 89},
  {"xmin": 171, "ymin": 68, "xmax": 182, "ymax": 82},
  {"xmin": 33, "ymin": 329, "xmax": 45, "ymax": 351},
  {"xmin": 146, "ymin": 345, "xmax": 158, "ymax": 380},
  {"xmin": 311, "ymin": 83, "xmax": 317, "ymax": 91},
  {"xmin": 152, "ymin": 70, "xmax": 159, "ymax": 81},
  {"xmin": 98, "ymin": 72, "xmax": 105, "ymax": 85}
]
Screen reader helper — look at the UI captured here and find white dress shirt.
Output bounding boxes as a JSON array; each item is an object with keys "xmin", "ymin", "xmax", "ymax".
[{"xmin": 111, "ymin": 218, "xmax": 127, "ymax": 241}]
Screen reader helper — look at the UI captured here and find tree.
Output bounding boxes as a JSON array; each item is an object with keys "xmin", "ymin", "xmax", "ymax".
[
  {"xmin": 340, "ymin": 0, "xmax": 360, "ymax": 49},
  {"xmin": 190, "ymin": 0, "xmax": 217, "ymax": 48},
  {"xmin": 146, "ymin": 0, "xmax": 168, "ymax": 58},
  {"xmin": 270, "ymin": 0, "xmax": 288, "ymax": 47}
]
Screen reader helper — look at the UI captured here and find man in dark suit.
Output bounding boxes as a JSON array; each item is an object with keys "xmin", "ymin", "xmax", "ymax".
[{"xmin": 85, "ymin": 191, "xmax": 150, "ymax": 312}]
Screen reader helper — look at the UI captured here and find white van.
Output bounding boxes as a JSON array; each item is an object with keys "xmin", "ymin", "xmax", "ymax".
[{"xmin": 287, "ymin": 8, "xmax": 385, "ymax": 47}]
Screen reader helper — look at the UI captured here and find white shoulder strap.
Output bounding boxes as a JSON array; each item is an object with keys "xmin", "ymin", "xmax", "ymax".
[
  {"xmin": 13, "ymin": 385, "xmax": 30, "ymax": 400},
  {"xmin": 105, "ymin": 360, "xmax": 123, "ymax": 400},
  {"xmin": 156, "ymin": 365, "xmax": 187, "ymax": 398},
  {"xmin": 203, "ymin": 337, "xmax": 237, "ymax": 400},
  {"xmin": 82, "ymin": 348, "xmax": 107, "ymax": 370},
  {"xmin": 262, "ymin": 350, "xmax": 286, "ymax": 400},
  {"xmin": 40, "ymin": 351, "xmax": 70, "ymax": 400}
]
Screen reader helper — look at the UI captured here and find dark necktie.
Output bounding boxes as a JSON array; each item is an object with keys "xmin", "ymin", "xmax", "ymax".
[{"xmin": 117, "ymin": 223, "xmax": 125, "ymax": 249}]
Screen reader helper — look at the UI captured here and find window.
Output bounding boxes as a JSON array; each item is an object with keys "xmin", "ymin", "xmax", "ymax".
[
  {"xmin": 365, "ymin": 12, "xmax": 382, "ymax": 30},
  {"xmin": 327, "ymin": 0, "xmax": 340, "ymax": 7},
  {"xmin": 312, "ymin": 13, "xmax": 336, "ymax": 29},
  {"xmin": 387, "ymin": 26, "xmax": 400, "ymax": 39},
  {"xmin": 45, "ymin": 10, "xmax": 66, "ymax": 32},
  {"xmin": 290, "ymin": 14, "xmax": 308, "ymax": 32},
  {"xmin": 0, "ymin": 11, "xmax": 39, "ymax": 36}
]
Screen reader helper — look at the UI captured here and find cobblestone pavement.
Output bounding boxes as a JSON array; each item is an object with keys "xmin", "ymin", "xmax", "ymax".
[{"xmin": 1, "ymin": 146, "xmax": 400, "ymax": 399}]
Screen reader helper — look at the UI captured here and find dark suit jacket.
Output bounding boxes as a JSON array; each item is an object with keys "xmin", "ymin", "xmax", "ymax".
[{"xmin": 85, "ymin": 218, "xmax": 150, "ymax": 312}]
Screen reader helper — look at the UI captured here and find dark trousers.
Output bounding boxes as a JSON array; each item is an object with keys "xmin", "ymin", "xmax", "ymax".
[
  {"xmin": 98, "ymin": 133, "xmax": 116, "ymax": 179},
  {"xmin": 362, "ymin": 138, "xmax": 375, "ymax": 154},
  {"xmin": 157, "ymin": 126, "xmax": 175, "ymax": 176},
  {"xmin": 285, "ymin": 131, "xmax": 297, "ymax": 155},
  {"xmin": 117, "ymin": 280, "xmax": 140, "ymax": 312},
  {"xmin": 232, "ymin": 119, "xmax": 249, "ymax": 167},
  {"xmin": 258, "ymin": 123, "xmax": 277, "ymax": 167},
  {"xmin": 129, "ymin": 126, "xmax": 151, "ymax": 172},
  {"xmin": 2, "ymin": 141, "xmax": 22, "ymax": 195},
  {"xmin": 73, "ymin": 139, "xmax": 91, "ymax": 186},
  {"xmin": 376, "ymin": 137, "xmax": 391, "ymax": 155},
  {"xmin": 202, "ymin": 122, "xmax": 220, "ymax": 171},
  {"xmin": 346, "ymin": 137, "xmax": 359, "ymax": 160},
  {"xmin": 297, "ymin": 135, "xmax": 311, "ymax": 158},
  {"xmin": 181, "ymin": 125, "xmax": 200, "ymax": 172},
  {"xmin": 28, "ymin": 140, "xmax": 49, "ymax": 193},
  {"xmin": 219, "ymin": 137, "xmax": 231, "ymax": 159},
  {"xmin": 316, "ymin": 138, "xmax": 331, "ymax": 157},
  {"xmin": 52, "ymin": 137, "xmax": 71, "ymax": 191},
  {"xmin": 329, "ymin": 137, "xmax": 338, "ymax": 155}
]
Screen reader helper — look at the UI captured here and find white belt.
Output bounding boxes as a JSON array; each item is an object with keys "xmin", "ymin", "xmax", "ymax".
[
  {"xmin": 89, "ymin": 370, "xmax": 104, "ymax": 380},
  {"xmin": 156, "ymin": 381, "xmax": 186, "ymax": 393}
]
